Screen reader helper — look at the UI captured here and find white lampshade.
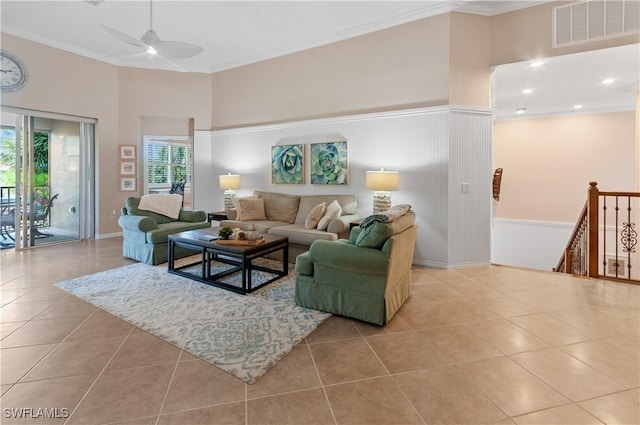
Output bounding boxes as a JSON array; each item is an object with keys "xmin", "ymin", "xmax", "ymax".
[
  {"xmin": 365, "ymin": 169, "xmax": 399, "ymax": 191},
  {"xmin": 219, "ymin": 173, "xmax": 241, "ymax": 190}
]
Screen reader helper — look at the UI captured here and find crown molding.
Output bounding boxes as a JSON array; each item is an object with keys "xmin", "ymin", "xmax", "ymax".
[{"xmin": 452, "ymin": 1, "xmax": 554, "ymax": 16}]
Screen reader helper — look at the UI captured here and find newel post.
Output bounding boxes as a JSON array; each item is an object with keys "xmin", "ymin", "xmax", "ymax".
[{"xmin": 587, "ymin": 181, "xmax": 599, "ymax": 277}]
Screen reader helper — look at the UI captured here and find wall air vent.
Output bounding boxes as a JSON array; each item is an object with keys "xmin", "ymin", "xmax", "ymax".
[{"xmin": 553, "ymin": 0, "xmax": 640, "ymax": 47}]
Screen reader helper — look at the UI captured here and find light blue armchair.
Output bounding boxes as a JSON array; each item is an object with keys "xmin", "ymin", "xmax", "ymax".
[{"xmin": 118, "ymin": 196, "xmax": 209, "ymax": 265}]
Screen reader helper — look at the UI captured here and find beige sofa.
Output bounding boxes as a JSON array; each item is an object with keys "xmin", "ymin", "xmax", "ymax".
[{"xmin": 221, "ymin": 191, "xmax": 359, "ymax": 262}]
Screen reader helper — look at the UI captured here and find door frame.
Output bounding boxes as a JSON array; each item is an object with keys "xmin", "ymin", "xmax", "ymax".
[{"xmin": 1, "ymin": 106, "xmax": 96, "ymax": 249}]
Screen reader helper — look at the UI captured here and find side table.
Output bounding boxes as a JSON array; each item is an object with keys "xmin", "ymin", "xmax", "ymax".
[{"xmin": 208, "ymin": 211, "xmax": 227, "ymax": 225}]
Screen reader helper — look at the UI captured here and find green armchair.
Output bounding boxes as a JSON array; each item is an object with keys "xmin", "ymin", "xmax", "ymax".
[
  {"xmin": 295, "ymin": 210, "xmax": 417, "ymax": 326},
  {"xmin": 118, "ymin": 196, "xmax": 209, "ymax": 265}
]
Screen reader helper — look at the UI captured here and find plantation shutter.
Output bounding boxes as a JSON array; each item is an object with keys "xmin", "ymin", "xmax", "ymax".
[{"xmin": 144, "ymin": 138, "xmax": 192, "ymax": 190}]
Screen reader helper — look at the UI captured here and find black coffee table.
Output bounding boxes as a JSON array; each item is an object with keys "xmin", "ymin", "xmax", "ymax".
[{"xmin": 168, "ymin": 227, "xmax": 289, "ymax": 294}]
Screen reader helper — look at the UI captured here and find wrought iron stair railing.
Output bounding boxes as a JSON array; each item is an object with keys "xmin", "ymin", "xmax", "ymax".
[{"xmin": 555, "ymin": 182, "xmax": 639, "ymax": 284}]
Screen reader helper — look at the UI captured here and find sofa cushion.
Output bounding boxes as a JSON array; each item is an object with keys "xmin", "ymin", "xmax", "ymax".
[
  {"xmin": 268, "ymin": 224, "xmax": 338, "ymax": 245},
  {"xmin": 305, "ymin": 202, "xmax": 326, "ymax": 229},
  {"xmin": 355, "ymin": 210, "xmax": 416, "ymax": 249},
  {"xmin": 236, "ymin": 197, "xmax": 266, "ymax": 221},
  {"xmin": 221, "ymin": 219, "xmax": 289, "ymax": 234},
  {"xmin": 125, "ymin": 197, "xmax": 175, "ymax": 224},
  {"xmin": 317, "ymin": 200, "xmax": 342, "ymax": 230},
  {"xmin": 255, "ymin": 191, "xmax": 300, "ymax": 223},
  {"xmin": 146, "ymin": 221, "xmax": 211, "ymax": 244}
]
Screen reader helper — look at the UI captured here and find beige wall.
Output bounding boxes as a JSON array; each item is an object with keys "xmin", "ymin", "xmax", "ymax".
[
  {"xmin": 0, "ymin": 33, "xmax": 213, "ymax": 235},
  {"xmin": 0, "ymin": 33, "xmax": 121, "ymax": 235},
  {"xmin": 494, "ymin": 112, "xmax": 636, "ymax": 223},
  {"xmin": 449, "ymin": 13, "xmax": 492, "ymax": 107},
  {"xmin": 490, "ymin": 1, "xmax": 640, "ymax": 66},
  {"xmin": 211, "ymin": 14, "xmax": 451, "ymax": 129}
]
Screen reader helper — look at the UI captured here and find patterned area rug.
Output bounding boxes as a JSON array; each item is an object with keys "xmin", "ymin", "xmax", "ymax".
[{"xmin": 55, "ymin": 260, "xmax": 330, "ymax": 384}]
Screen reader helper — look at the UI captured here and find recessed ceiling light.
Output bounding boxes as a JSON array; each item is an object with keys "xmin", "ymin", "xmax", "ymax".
[
  {"xmin": 516, "ymin": 108, "xmax": 527, "ymax": 114},
  {"xmin": 574, "ymin": 104, "xmax": 583, "ymax": 109},
  {"xmin": 602, "ymin": 78, "xmax": 615, "ymax": 84},
  {"xmin": 522, "ymin": 89, "xmax": 533, "ymax": 94},
  {"xmin": 530, "ymin": 61, "xmax": 544, "ymax": 67}
]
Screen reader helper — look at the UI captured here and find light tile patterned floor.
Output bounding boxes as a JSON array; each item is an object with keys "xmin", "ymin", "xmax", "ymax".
[{"xmin": 1, "ymin": 239, "xmax": 639, "ymax": 425}]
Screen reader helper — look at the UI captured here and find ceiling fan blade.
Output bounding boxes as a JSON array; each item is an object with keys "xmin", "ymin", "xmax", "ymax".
[
  {"xmin": 154, "ymin": 40, "xmax": 203, "ymax": 59},
  {"xmin": 102, "ymin": 24, "xmax": 147, "ymax": 49},
  {"xmin": 155, "ymin": 52, "xmax": 187, "ymax": 72}
]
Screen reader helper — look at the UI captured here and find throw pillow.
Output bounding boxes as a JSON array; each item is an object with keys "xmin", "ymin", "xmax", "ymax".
[
  {"xmin": 305, "ymin": 202, "xmax": 326, "ymax": 229},
  {"xmin": 256, "ymin": 192, "xmax": 300, "ymax": 223},
  {"xmin": 237, "ymin": 198, "xmax": 266, "ymax": 221},
  {"xmin": 232, "ymin": 196, "xmax": 258, "ymax": 221},
  {"xmin": 317, "ymin": 200, "xmax": 342, "ymax": 230}
]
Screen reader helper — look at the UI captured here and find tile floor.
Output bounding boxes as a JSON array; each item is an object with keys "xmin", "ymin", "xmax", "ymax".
[{"xmin": 1, "ymin": 239, "xmax": 639, "ymax": 425}]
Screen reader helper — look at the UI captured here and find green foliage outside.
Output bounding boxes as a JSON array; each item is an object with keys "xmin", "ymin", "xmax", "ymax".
[
  {"xmin": 147, "ymin": 143, "xmax": 190, "ymax": 185},
  {"xmin": 0, "ymin": 128, "xmax": 50, "ymax": 188}
]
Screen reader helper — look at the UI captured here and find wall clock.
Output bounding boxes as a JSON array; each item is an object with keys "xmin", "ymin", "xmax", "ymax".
[{"xmin": 1, "ymin": 51, "xmax": 28, "ymax": 92}]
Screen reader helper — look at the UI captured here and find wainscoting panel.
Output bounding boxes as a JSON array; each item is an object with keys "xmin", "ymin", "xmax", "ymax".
[
  {"xmin": 197, "ymin": 106, "xmax": 492, "ymax": 267},
  {"xmin": 448, "ymin": 110, "xmax": 493, "ymax": 266},
  {"xmin": 492, "ymin": 218, "xmax": 574, "ymax": 271}
]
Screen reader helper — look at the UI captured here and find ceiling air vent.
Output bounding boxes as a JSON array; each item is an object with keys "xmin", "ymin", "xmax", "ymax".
[
  {"xmin": 553, "ymin": 0, "xmax": 640, "ymax": 47},
  {"xmin": 83, "ymin": 0, "xmax": 104, "ymax": 6}
]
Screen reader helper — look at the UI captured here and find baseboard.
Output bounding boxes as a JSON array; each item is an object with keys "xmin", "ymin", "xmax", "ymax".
[
  {"xmin": 412, "ymin": 258, "xmax": 490, "ymax": 269},
  {"xmin": 95, "ymin": 232, "xmax": 122, "ymax": 239}
]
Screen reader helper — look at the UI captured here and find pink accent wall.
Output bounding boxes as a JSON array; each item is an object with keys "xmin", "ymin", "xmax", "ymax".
[{"xmin": 494, "ymin": 111, "xmax": 636, "ymax": 223}]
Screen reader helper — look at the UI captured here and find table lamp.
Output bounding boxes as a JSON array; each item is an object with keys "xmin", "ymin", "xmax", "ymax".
[
  {"xmin": 219, "ymin": 173, "xmax": 241, "ymax": 211},
  {"xmin": 365, "ymin": 168, "xmax": 399, "ymax": 214}
]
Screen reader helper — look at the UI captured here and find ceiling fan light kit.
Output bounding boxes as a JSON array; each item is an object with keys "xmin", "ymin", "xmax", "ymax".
[{"xmin": 102, "ymin": 0, "xmax": 203, "ymax": 69}]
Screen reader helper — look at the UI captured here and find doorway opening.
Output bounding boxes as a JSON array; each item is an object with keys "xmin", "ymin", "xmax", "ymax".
[{"xmin": 0, "ymin": 108, "xmax": 95, "ymax": 250}]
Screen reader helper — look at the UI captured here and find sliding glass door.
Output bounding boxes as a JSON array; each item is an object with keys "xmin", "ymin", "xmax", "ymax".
[{"xmin": 0, "ymin": 108, "xmax": 95, "ymax": 250}]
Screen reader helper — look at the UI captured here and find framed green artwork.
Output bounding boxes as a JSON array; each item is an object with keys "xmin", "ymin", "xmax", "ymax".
[
  {"xmin": 310, "ymin": 141, "xmax": 348, "ymax": 185},
  {"xmin": 271, "ymin": 144, "xmax": 304, "ymax": 184}
]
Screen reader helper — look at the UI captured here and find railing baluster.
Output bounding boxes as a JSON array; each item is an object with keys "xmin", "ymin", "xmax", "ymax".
[
  {"xmin": 555, "ymin": 182, "xmax": 639, "ymax": 284},
  {"xmin": 588, "ymin": 182, "xmax": 599, "ymax": 278},
  {"xmin": 632, "ymin": 195, "xmax": 635, "ymax": 279}
]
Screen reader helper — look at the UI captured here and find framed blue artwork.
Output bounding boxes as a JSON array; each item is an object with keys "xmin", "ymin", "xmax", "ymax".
[
  {"xmin": 271, "ymin": 144, "xmax": 304, "ymax": 184},
  {"xmin": 310, "ymin": 141, "xmax": 348, "ymax": 185}
]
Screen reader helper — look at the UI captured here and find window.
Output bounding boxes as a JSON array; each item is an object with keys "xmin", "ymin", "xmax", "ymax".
[{"xmin": 143, "ymin": 136, "xmax": 192, "ymax": 191}]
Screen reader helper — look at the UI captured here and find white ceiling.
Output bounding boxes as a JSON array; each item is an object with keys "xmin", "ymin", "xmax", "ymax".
[
  {"xmin": 1, "ymin": 1, "xmax": 638, "ymax": 119},
  {"xmin": 493, "ymin": 43, "xmax": 640, "ymax": 119}
]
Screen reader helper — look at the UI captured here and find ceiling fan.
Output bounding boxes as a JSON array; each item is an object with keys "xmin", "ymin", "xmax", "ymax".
[{"xmin": 102, "ymin": 0, "xmax": 203, "ymax": 69}]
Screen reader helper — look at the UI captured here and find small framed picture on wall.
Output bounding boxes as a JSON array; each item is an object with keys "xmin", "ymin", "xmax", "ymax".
[
  {"xmin": 120, "ymin": 145, "xmax": 136, "ymax": 160},
  {"xmin": 120, "ymin": 161, "xmax": 136, "ymax": 176},
  {"xmin": 120, "ymin": 177, "xmax": 136, "ymax": 192}
]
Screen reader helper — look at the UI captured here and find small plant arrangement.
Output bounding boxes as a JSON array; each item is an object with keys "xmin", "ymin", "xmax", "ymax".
[{"xmin": 218, "ymin": 226, "xmax": 233, "ymax": 240}]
